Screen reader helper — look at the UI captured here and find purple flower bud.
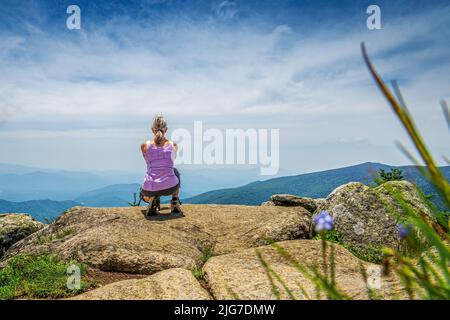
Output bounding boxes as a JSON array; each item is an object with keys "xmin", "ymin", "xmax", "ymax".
[
  {"xmin": 314, "ymin": 211, "xmax": 334, "ymax": 233},
  {"xmin": 397, "ymin": 224, "xmax": 411, "ymax": 240}
]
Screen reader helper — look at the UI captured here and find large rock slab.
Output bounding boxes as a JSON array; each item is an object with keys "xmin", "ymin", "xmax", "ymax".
[
  {"xmin": 2, "ymin": 204, "xmax": 310, "ymax": 273},
  {"xmin": 197, "ymin": 204, "xmax": 311, "ymax": 254},
  {"xmin": 312, "ymin": 181, "xmax": 433, "ymax": 253},
  {"xmin": 71, "ymin": 268, "xmax": 211, "ymax": 300},
  {"xmin": 0, "ymin": 214, "xmax": 44, "ymax": 257},
  {"xmin": 203, "ymin": 240, "xmax": 404, "ymax": 300}
]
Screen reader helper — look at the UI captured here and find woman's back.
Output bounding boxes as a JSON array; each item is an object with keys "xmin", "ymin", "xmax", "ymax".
[{"xmin": 142, "ymin": 141, "xmax": 179, "ymax": 191}]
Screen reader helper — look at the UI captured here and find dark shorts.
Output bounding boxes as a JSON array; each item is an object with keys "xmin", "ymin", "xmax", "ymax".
[{"xmin": 140, "ymin": 168, "xmax": 180, "ymax": 197}]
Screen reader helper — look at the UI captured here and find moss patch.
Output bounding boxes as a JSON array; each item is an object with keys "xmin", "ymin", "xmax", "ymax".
[
  {"xmin": 33, "ymin": 229, "xmax": 73, "ymax": 245},
  {"xmin": 314, "ymin": 230, "xmax": 383, "ymax": 264},
  {"xmin": 192, "ymin": 267, "xmax": 205, "ymax": 281},
  {"xmin": 0, "ymin": 254, "xmax": 95, "ymax": 300}
]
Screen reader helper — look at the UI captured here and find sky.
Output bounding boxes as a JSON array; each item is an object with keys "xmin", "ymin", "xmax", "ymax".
[{"xmin": 0, "ymin": 0, "xmax": 449, "ymax": 176}]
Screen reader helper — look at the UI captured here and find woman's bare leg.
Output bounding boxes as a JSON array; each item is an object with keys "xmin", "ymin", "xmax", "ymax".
[
  {"xmin": 171, "ymin": 188, "xmax": 182, "ymax": 213},
  {"xmin": 143, "ymin": 196, "xmax": 154, "ymax": 203}
]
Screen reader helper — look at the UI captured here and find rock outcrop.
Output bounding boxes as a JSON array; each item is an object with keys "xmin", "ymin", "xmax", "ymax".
[
  {"xmin": 1, "ymin": 186, "xmax": 421, "ymax": 300},
  {"xmin": 312, "ymin": 181, "xmax": 433, "ymax": 253},
  {"xmin": 2, "ymin": 204, "xmax": 311, "ymax": 274},
  {"xmin": 71, "ymin": 268, "xmax": 211, "ymax": 300},
  {"xmin": 203, "ymin": 240, "xmax": 404, "ymax": 300},
  {"xmin": 0, "ymin": 214, "xmax": 44, "ymax": 257},
  {"xmin": 262, "ymin": 194, "xmax": 325, "ymax": 214}
]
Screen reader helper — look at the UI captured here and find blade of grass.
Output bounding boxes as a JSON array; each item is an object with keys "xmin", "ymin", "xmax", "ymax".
[
  {"xmin": 441, "ymin": 100, "xmax": 450, "ymax": 130},
  {"xmin": 361, "ymin": 42, "xmax": 450, "ymax": 206},
  {"xmin": 255, "ymin": 249, "xmax": 281, "ymax": 300}
]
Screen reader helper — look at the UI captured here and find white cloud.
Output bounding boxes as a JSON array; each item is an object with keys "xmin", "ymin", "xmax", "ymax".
[{"xmin": 0, "ymin": 4, "xmax": 449, "ymax": 171}]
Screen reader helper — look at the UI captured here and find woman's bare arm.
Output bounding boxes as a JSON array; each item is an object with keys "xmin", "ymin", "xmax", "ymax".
[
  {"xmin": 141, "ymin": 142, "xmax": 147, "ymax": 159},
  {"xmin": 171, "ymin": 141, "xmax": 178, "ymax": 160}
]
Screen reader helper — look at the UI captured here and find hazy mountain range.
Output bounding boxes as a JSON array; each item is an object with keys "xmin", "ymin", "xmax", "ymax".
[
  {"xmin": 0, "ymin": 162, "xmax": 448, "ymax": 222},
  {"xmin": 0, "ymin": 163, "xmax": 290, "ymax": 221},
  {"xmin": 0, "ymin": 163, "xmax": 287, "ymax": 202},
  {"xmin": 0, "ymin": 199, "xmax": 79, "ymax": 222}
]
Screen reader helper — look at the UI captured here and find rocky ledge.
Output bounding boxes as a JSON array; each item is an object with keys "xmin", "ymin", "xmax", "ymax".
[
  {"xmin": 0, "ymin": 180, "xmax": 428, "ymax": 300},
  {"xmin": 2, "ymin": 204, "xmax": 311, "ymax": 274}
]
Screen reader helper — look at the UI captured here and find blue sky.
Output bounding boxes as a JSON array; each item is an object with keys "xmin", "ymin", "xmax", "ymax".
[{"xmin": 0, "ymin": 0, "xmax": 449, "ymax": 175}]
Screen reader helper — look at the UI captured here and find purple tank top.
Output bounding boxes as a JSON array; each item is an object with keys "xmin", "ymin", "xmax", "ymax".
[{"xmin": 142, "ymin": 142, "xmax": 179, "ymax": 191}]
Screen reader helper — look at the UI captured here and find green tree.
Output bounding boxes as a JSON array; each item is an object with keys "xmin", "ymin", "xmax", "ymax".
[{"xmin": 375, "ymin": 168, "xmax": 404, "ymax": 185}]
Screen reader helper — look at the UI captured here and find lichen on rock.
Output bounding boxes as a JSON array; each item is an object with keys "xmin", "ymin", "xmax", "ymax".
[
  {"xmin": 311, "ymin": 180, "xmax": 434, "ymax": 258},
  {"xmin": 0, "ymin": 214, "xmax": 45, "ymax": 257}
]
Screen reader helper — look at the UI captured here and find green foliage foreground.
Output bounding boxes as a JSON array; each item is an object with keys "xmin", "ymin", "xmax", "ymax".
[
  {"xmin": 0, "ymin": 255, "xmax": 93, "ymax": 300},
  {"xmin": 360, "ymin": 41, "xmax": 449, "ymax": 299},
  {"xmin": 256, "ymin": 43, "xmax": 450, "ymax": 300}
]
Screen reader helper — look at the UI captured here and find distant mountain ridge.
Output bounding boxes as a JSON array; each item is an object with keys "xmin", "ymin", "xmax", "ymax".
[
  {"xmin": 0, "ymin": 171, "xmax": 112, "ymax": 201},
  {"xmin": 75, "ymin": 183, "xmax": 195, "ymax": 207},
  {"xmin": 75, "ymin": 183, "xmax": 142, "ymax": 207},
  {"xmin": 184, "ymin": 162, "xmax": 450, "ymax": 209},
  {"xmin": 0, "ymin": 199, "xmax": 80, "ymax": 222}
]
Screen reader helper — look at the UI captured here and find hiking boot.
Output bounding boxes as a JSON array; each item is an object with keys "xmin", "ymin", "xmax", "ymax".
[
  {"xmin": 146, "ymin": 196, "xmax": 160, "ymax": 216},
  {"xmin": 170, "ymin": 198, "xmax": 183, "ymax": 214}
]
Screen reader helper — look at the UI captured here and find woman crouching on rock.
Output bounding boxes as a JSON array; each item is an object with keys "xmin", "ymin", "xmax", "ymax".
[{"xmin": 140, "ymin": 115, "xmax": 182, "ymax": 216}]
